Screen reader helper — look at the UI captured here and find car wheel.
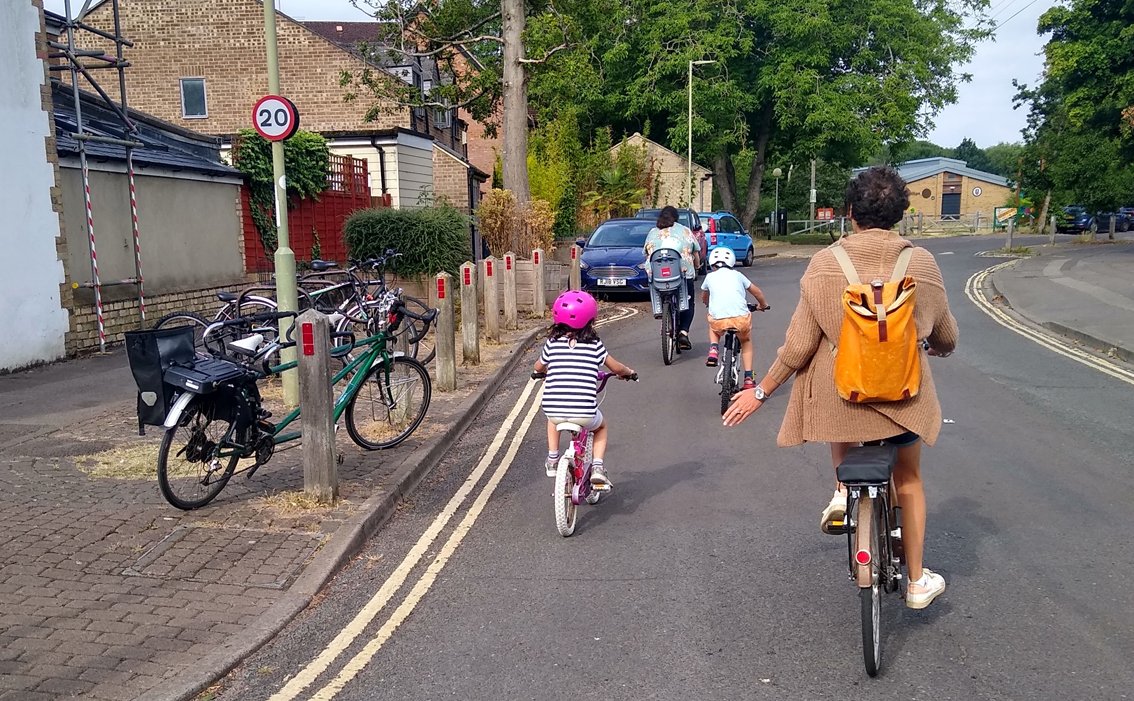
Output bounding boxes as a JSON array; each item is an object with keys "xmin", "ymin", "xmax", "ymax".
[{"xmin": 742, "ymin": 247, "xmax": 754, "ymax": 267}]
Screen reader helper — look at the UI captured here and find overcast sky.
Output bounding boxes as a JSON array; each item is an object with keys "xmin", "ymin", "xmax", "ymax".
[{"xmin": 47, "ymin": 0, "xmax": 1057, "ymax": 149}]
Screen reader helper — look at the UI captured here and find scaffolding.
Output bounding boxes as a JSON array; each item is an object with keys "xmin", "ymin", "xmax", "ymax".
[{"xmin": 47, "ymin": 0, "xmax": 145, "ymax": 352}]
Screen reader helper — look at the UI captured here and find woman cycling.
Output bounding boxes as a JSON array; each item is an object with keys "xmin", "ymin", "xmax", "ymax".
[
  {"xmin": 644, "ymin": 205, "xmax": 700, "ymax": 350},
  {"xmin": 723, "ymin": 166, "xmax": 958, "ymax": 610}
]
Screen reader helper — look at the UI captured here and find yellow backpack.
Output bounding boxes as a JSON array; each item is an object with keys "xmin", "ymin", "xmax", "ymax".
[{"xmin": 830, "ymin": 244, "xmax": 920, "ymax": 403}]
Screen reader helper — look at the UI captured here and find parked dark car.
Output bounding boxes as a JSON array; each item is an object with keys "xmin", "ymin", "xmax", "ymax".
[
  {"xmin": 578, "ymin": 218, "xmax": 655, "ymax": 293},
  {"xmin": 700, "ymin": 211, "xmax": 756, "ymax": 266},
  {"xmin": 634, "ymin": 207, "xmax": 707, "ymax": 272},
  {"xmin": 1056, "ymin": 205, "xmax": 1130, "ymax": 233}
]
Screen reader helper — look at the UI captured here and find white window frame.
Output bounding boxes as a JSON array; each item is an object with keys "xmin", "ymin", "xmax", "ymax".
[
  {"xmin": 180, "ymin": 77, "xmax": 208, "ymax": 119},
  {"xmin": 433, "ymin": 107, "xmax": 452, "ymax": 129}
]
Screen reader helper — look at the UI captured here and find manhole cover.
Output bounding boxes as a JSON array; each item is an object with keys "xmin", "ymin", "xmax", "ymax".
[{"xmin": 123, "ymin": 525, "xmax": 325, "ymax": 589}]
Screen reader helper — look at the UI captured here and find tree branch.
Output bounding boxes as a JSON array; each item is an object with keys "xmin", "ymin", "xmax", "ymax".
[{"xmin": 519, "ymin": 43, "xmax": 568, "ymax": 64}]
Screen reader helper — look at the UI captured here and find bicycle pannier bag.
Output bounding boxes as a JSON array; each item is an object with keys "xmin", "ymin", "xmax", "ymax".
[
  {"xmin": 164, "ymin": 357, "xmax": 246, "ymax": 395},
  {"xmin": 648, "ymin": 247, "xmax": 688, "ymax": 315},
  {"xmin": 124, "ymin": 326, "xmax": 195, "ymax": 433},
  {"xmin": 830, "ymin": 244, "xmax": 920, "ymax": 403}
]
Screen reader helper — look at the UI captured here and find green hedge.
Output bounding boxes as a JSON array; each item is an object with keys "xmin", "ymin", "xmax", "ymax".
[{"xmin": 344, "ymin": 205, "xmax": 470, "ymax": 278}]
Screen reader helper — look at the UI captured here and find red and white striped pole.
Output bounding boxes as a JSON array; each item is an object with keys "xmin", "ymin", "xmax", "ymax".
[
  {"xmin": 81, "ymin": 159, "xmax": 107, "ymax": 352},
  {"xmin": 126, "ymin": 153, "xmax": 146, "ymax": 323}
]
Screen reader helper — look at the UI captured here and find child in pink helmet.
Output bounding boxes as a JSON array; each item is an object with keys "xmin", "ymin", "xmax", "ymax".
[{"xmin": 533, "ymin": 290, "xmax": 635, "ymax": 487}]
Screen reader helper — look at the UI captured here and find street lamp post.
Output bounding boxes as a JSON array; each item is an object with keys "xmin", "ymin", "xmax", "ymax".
[
  {"xmin": 687, "ymin": 59, "xmax": 716, "ymax": 206},
  {"xmin": 772, "ymin": 167, "xmax": 782, "ymax": 237}
]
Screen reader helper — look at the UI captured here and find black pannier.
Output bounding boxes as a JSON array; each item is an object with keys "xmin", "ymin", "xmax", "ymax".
[{"xmin": 124, "ymin": 326, "xmax": 195, "ymax": 434}]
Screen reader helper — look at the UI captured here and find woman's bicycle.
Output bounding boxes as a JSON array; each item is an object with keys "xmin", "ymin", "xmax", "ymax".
[
  {"xmin": 647, "ymin": 247, "xmax": 687, "ymax": 366},
  {"xmin": 714, "ymin": 303, "xmax": 769, "ymax": 414},
  {"xmin": 143, "ymin": 299, "xmax": 436, "ymax": 510},
  {"xmin": 531, "ymin": 370, "xmax": 638, "ymax": 537},
  {"xmin": 828, "ymin": 443, "xmax": 906, "ymax": 677}
]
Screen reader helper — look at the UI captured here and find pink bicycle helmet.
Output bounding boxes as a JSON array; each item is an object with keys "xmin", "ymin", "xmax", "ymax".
[{"xmin": 552, "ymin": 289, "xmax": 599, "ymax": 329}]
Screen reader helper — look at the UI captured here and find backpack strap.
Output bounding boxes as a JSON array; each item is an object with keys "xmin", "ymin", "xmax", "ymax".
[
  {"xmin": 830, "ymin": 243, "xmax": 861, "ymax": 285},
  {"xmin": 891, "ymin": 247, "xmax": 914, "ymax": 281}
]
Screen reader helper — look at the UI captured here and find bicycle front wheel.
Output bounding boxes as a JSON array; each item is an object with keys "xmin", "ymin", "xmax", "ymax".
[
  {"xmin": 157, "ymin": 398, "xmax": 240, "ymax": 510},
  {"xmin": 345, "ymin": 357, "xmax": 432, "ymax": 450},
  {"xmin": 719, "ymin": 342, "xmax": 737, "ymax": 415},
  {"xmin": 152, "ymin": 311, "xmax": 210, "ymax": 350}
]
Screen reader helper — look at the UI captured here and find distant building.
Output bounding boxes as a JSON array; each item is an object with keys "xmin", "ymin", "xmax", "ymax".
[
  {"xmin": 610, "ymin": 133, "xmax": 714, "ymax": 211},
  {"xmin": 855, "ymin": 157, "xmax": 1013, "ymax": 221}
]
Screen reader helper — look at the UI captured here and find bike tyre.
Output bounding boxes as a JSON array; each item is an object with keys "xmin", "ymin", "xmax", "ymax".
[
  {"xmin": 583, "ymin": 433, "xmax": 601, "ymax": 505},
  {"xmin": 661, "ymin": 299, "xmax": 675, "ymax": 366},
  {"xmin": 720, "ymin": 342, "xmax": 736, "ymax": 415},
  {"xmin": 403, "ymin": 295, "xmax": 436, "ymax": 365},
  {"xmin": 344, "ymin": 356, "xmax": 432, "ymax": 450},
  {"xmin": 152, "ymin": 311, "xmax": 210, "ymax": 350},
  {"xmin": 156, "ymin": 398, "xmax": 239, "ymax": 510},
  {"xmin": 855, "ymin": 496, "xmax": 882, "ymax": 677},
  {"xmin": 554, "ymin": 457, "xmax": 578, "ymax": 536}
]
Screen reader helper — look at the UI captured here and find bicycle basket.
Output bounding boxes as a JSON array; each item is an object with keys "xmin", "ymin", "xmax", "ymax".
[
  {"xmin": 124, "ymin": 326, "xmax": 195, "ymax": 432},
  {"xmin": 649, "ymin": 248, "xmax": 684, "ymax": 292}
]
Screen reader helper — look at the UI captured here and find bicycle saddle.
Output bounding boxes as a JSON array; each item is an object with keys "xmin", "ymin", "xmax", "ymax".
[
  {"xmin": 836, "ymin": 445, "xmax": 897, "ymax": 485},
  {"xmin": 309, "ymin": 260, "xmax": 337, "ymax": 272},
  {"xmin": 555, "ymin": 422, "xmax": 585, "ymax": 434},
  {"xmin": 216, "ymin": 291, "xmax": 238, "ymax": 302}
]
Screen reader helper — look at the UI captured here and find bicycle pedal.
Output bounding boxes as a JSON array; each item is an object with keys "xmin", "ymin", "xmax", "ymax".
[
  {"xmin": 827, "ymin": 520, "xmax": 848, "ymax": 534},
  {"xmin": 592, "ymin": 484, "xmax": 612, "ymax": 492}
]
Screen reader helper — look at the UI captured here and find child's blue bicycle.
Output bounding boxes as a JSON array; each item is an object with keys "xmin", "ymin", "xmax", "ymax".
[{"xmin": 531, "ymin": 370, "xmax": 638, "ymax": 537}]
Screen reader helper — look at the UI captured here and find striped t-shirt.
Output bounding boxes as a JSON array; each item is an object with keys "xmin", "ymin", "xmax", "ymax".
[{"xmin": 539, "ymin": 337, "xmax": 608, "ymax": 419}]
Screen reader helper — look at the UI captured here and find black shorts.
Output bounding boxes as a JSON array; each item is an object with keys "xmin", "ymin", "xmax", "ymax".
[{"xmin": 882, "ymin": 431, "xmax": 920, "ymax": 447}]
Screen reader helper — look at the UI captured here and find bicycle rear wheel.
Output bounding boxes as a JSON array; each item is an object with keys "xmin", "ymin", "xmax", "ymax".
[
  {"xmin": 855, "ymin": 495, "xmax": 882, "ymax": 677},
  {"xmin": 157, "ymin": 398, "xmax": 240, "ymax": 510},
  {"xmin": 661, "ymin": 299, "xmax": 675, "ymax": 365},
  {"xmin": 403, "ymin": 295, "xmax": 436, "ymax": 365},
  {"xmin": 152, "ymin": 311, "xmax": 210, "ymax": 350},
  {"xmin": 719, "ymin": 339, "xmax": 737, "ymax": 415},
  {"xmin": 554, "ymin": 457, "xmax": 578, "ymax": 536},
  {"xmin": 345, "ymin": 356, "xmax": 432, "ymax": 450}
]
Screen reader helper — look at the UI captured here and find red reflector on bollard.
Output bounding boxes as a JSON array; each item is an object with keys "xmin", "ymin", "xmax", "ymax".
[
  {"xmin": 463, "ymin": 267, "xmax": 471, "ymax": 286},
  {"xmin": 436, "ymin": 278, "xmax": 446, "ymax": 300},
  {"xmin": 505, "ymin": 256, "xmax": 513, "ymax": 271},
  {"xmin": 301, "ymin": 322, "xmax": 315, "ymax": 356},
  {"xmin": 570, "ymin": 246, "xmax": 577, "ymax": 260},
  {"xmin": 486, "ymin": 260, "xmax": 493, "ymax": 276},
  {"xmin": 533, "ymin": 250, "xmax": 541, "ymax": 265}
]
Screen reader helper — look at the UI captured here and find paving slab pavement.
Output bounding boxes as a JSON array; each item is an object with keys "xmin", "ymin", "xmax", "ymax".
[
  {"xmin": 0, "ymin": 318, "xmax": 547, "ymax": 701},
  {"xmin": 990, "ymin": 239, "xmax": 1134, "ymax": 362}
]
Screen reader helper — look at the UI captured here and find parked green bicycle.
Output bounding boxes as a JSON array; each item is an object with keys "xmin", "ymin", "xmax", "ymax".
[{"xmin": 129, "ymin": 300, "xmax": 435, "ymax": 510}]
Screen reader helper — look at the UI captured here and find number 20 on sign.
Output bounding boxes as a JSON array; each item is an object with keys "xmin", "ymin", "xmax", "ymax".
[{"xmin": 252, "ymin": 95, "xmax": 300, "ymax": 142}]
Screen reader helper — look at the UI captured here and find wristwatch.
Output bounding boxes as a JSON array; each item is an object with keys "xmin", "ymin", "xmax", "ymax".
[{"xmin": 753, "ymin": 386, "xmax": 769, "ymax": 401}]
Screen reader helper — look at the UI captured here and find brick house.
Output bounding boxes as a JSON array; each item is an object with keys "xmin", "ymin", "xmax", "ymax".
[
  {"xmin": 610, "ymin": 133, "xmax": 714, "ymax": 211},
  {"xmin": 855, "ymin": 157, "xmax": 1013, "ymax": 222},
  {"xmin": 75, "ymin": 0, "xmax": 487, "ymax": 215}
]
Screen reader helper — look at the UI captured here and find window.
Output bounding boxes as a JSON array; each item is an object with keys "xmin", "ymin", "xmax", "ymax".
[
  {"xmin": 180, "ymin": 78, "xmax": 207, "ymax": 118},
  {"xmin": 434, "ymin": 107, "xmax": 452, "ymax": 129}
]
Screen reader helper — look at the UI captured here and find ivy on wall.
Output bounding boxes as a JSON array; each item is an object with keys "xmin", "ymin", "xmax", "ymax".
[{"xmin": 231, "ymin": 129, "xmax": 330, "ymax": 256}]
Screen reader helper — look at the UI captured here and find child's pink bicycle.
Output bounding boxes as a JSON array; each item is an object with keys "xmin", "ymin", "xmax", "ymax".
[{"xmin": 531, "ymin": 370, "xmax": 638, "ymax": 537}]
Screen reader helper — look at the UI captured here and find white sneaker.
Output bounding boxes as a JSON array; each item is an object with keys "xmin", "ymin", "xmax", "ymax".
[
  {"xmin": 545, "ymin": 457, "xmax": 559, "ymax": 478},
  {"xmin": 905, "ymin": 568, "xmax": 946, "ymax": 609},
  {"xmin": 590, "ymin": 464, "xmax": 612, "ymax": 488},
  {"xmin": 820, "ymin": 491, "xmax": 847, "ymax": 534}
]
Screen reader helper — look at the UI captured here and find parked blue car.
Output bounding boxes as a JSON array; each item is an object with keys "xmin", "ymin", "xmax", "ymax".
[
  {"xmin": 700, "ymin": 211, "xmax": 755, "ymax": 266},
  {"xmin": 578, "ymin": 218, "xmax": 655, "ymax": 293}
]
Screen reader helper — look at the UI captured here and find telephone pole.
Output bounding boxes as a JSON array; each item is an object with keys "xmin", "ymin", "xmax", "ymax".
[{"xmin": 809, "ymin": 159, "xmax": 817, "ymax": 230}]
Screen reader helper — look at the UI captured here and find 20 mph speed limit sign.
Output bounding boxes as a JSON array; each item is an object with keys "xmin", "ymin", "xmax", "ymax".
[{"xmin": 252, "ymin": 95, "xmax": 300, "ymax": 141}]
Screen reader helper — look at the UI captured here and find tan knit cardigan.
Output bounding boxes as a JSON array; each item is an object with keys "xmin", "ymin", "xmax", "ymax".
[{"xmin": 767, "ymin": 228, "xmax": 959, "ymax": 447}]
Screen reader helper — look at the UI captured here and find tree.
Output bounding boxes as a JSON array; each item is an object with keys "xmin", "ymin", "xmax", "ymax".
[
  {"xmin": 983, "ymin": 142, "xmax": 1025, "ymax": 178},
  {"xmin": 346, "ymin": 0, "xmax": 578, "ymax": 207},
  {"xmin": 1015, "ymin": 0, "xmax": 1134, "ymax": 213},
  {"xmin": 952, "ymin": 137, "xmax": 994, "ymax": 173},
  {"xmin": 528, "ymin": 0, "xmax": 990, "ymax": 229}
]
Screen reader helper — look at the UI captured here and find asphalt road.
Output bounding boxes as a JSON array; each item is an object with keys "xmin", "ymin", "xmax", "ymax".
[{"xmin": 214, "ymin": 236, "xmax": 1134, "ymax": 701}]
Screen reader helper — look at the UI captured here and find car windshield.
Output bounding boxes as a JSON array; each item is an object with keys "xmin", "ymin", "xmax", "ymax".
[
  {"xmin": 636, "ymin": 209, "xmax": 695, "ymax": 230},
  {"xmin": 1064, "ymin": 206, "xmax": 1086, "ymax": 215},
  {"xmin": 587, "ymin": 221, "xmax": 654, "ymax": 247}
]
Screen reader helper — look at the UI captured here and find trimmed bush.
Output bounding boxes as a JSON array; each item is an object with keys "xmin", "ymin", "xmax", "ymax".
[{"xmin": 344, "ymin": 204, "xmax": 470, "ymax": 278}]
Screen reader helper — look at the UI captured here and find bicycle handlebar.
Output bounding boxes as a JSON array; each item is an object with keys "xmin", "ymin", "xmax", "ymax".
[
  {"xmin": 531, "ymin": 370, "xmax": 639, "ymax": 385},
  {"xmin": 747, "ymin": 303, "xmax": 770, "ymax": 312}
]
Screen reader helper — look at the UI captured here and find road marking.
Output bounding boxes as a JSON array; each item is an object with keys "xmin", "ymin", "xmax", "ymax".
[
  {"xmin": 966, "ymin": 262, "xmax": 1134, "ymax": 386},
  {"xmin": 268, "ymin": 380, "xmax": 540, "ymax": 701},
  {"xmin": 598, "ymin": 305, "xmax": 639, "ymax": 326},
  {"xmin": 309, "ymin": 385, "xmax": 546, "ymax": 699},
  {"xmin": 940, "ymin": 251, "xmax": 954, "ymax": 255}
]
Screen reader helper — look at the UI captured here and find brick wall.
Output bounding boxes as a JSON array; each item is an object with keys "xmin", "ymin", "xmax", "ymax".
[
  {"xmin": 907, "ymin": 174, "xmax": 1012, "ymax": 220},
  {"xmin": 432, "ymin": 146, "xmax": 471, "ymax": 213},
  {"xmin": 77, "ymin": 0, "xmax": 407, "ymax": 136},
  {"xmin": 463, "ymin": 104, "xmax": 500, "ymax": 181}
]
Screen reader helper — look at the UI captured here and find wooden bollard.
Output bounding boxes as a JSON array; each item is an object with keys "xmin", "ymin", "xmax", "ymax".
[
  {"xmin": 502, "ymin": 251, "xmax": 518, "ymax": 330},
  {"xmin": 460, "ymin": 261, "xmax": 480, "ymax": 364},
  {"xmin": 569, "ymin": 245, "xmax": 582, "ymax": 290},
  {"xmin": 434, "ymin": 272, "xmax": 456, "ymax": 391},
  {"xmin": 1049, "ymin": 214, "xmax": 1057, "ymax": 245},
  {"xmin": 532, "ymin": 248, "xmax": 546, "ymax": 317},
  {"xmin": 297, "ymin": 309, "xmax": 336, "ymax": 504},
  {"xmin": 481, "ymin": 256, "xmax": 500, "ymax": 342}
]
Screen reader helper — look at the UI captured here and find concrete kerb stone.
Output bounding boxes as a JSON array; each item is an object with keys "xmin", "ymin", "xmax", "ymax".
[
  {"xmin": 152, "ymin": 325, "xmax": 545, "ymax": 701},
  {"xmin": 986, "ymin": 264, "xmax": 1134, "ymax": 365}
]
